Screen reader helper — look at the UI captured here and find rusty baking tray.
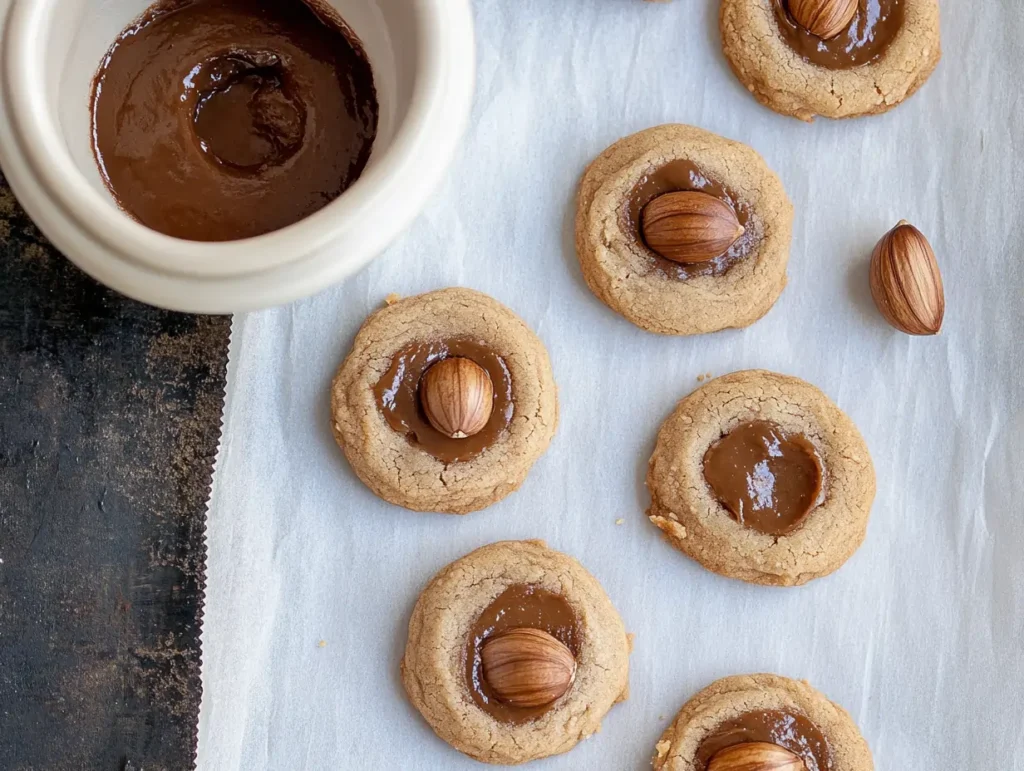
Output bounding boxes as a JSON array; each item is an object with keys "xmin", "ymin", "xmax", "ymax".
[{"xmin": 0, "ymin": 174, "xmax": 227, "ymax": 770}]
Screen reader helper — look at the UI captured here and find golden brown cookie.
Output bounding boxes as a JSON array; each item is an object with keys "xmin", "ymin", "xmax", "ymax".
[
  {"xmin": 575, "ymin": 124, "xmax": 792, "ymax": 336},
  {"xmin": 331, "ymin": 288, "xmax": 558, "ymax": 514},
  {"xmin": 720, "ymin": 0, "xmax": 941, "ymax": 121},
  {"xmin": 401, "ymin": 540, "xmax": 631, "ymax": 765},
  {"xmin": 647, "ymin": 370, "xmax": 875, "ymax": 586},
  {"xmin": 653, "ymin": 674, "xmax": 874, "ymax": 770}
]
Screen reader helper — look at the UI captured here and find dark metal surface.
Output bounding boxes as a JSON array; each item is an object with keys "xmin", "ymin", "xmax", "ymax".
[{"xmin": 0, "ymin": 173, "xmax": 229, "ymax": 770}]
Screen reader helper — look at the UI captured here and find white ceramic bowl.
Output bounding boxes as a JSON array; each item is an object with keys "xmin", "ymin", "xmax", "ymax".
[{"xmin": 0, "ymin": 0, "xmax": 475, "ymax": 313}]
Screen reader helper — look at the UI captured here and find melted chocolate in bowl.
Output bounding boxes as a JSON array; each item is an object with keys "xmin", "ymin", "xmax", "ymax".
[
  {"xmin": 773, "ymin": 0, "xmax": 905, "ymax": 70},
  {"xmin": 623, "ymin": 160, "xmax": 758, "ymax": 280},
  {"xmin": 464, "ymin": 585, "xmax": 581, "ymax": 724},
  {"xmin": 373, "ymin": 339, "xmax": 515, "ymax": 464},
  {"xmin": 90, "ymin": 0, "xmax": 378, "ymax": 242},
  {"xmin": 695, "ymin": 710, "xmax": 835, "ymax": 771}
]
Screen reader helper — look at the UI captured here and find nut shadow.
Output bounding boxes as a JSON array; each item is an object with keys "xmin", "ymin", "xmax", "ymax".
[{"xmin": 845, "ymin": 247, "xmax": 893, "ymax": 334}]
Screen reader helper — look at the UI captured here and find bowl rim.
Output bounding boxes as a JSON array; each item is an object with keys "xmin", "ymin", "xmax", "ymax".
[{"xmin": 2, "ymin": 0, "xmax": 461, "ymax": 279}]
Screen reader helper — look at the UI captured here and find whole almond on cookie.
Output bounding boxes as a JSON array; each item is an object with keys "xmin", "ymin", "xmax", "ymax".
[
  {"xmin": 869, "ymin": 220, "xmax": 945, "ymax": 336},
  {"xmin": 708, "ymin": 742, "xmax": 806, "ymax": 771},
  {"xmin": 480, "ymin": 628, "xmax": 577, "ymax": 708},
  {"xmin": 788, "ymin": 0, "xmax": 857, "ymax": 40},
  {"xmin": 641, "ymin": 191, "xmax": 744, "ymax": 264},
  {"xmin": 420, "ymin": 357, "xmax": 493, "ymax": 438}
]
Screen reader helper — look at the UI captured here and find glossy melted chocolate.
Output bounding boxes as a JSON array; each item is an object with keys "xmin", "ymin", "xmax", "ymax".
[
  {"xmin": 623, "ymin": 160, "xmax": 757, "ymax": 280},
  {"xmin": 373, "ymin": 338, "xmax": 514, "ymax": 464},
  {"xmin": 464, "ymin": 585, "xmax": 581, "ymax": 724},
  {"xmin": 696, "ymin": 710, "xmax": 834, "ymax": 771},
  {"xmin": 702, "ymin": 421, "xmax": 824, "ymax": 535},
  {"xmin": 91, "ymin": 0, "xmax": 378, "ymax": 241},
  {"xmin": 773, "ymin": 0, "xmax": 905, "ymax": 70}
]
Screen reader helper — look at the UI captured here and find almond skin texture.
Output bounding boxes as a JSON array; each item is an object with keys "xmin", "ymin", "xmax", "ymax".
[
  {"xmin": 480, "ymin": 628, "xmax": 577, "ymax": 709},
  {"xmin": 641, "ymin": 191, "xmax": 744, "ymax": 264},
  {"xmin": 869, "ymin": 220, "xmax": 945, "ymax": 336},
  {"xmin": 420, "ymin": 357, "xmax": 493, "ymax": 439},
  {"xmin": 787, "ymin": 0, "xmax": 858, "ymax": 40},
  {"xmin": 707, "ymin": 742, "xmax": 807, "ymax": 771}
]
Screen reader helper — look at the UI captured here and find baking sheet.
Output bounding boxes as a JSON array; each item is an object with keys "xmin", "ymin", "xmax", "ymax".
[
  {"xmin": 0, "ymin": 177, "xmax": 228, "ymax": 771},
  {"xmin": 197, "ymin": 1, "xmax": 1024, "ymax": 768}
]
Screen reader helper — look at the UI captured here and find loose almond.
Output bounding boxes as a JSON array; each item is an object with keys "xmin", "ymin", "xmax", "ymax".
[
  {"xmin": 420, "ymin": 357, "xmax": 493, "ymax": 439},
  {"xmin": 480, "ymin": 628, "xmax": 577, "ymax": 709},
  {"xmin": 641, "ymin": 191, "xmax": 744, "ymax": 264},
  {"xmin": 869, "ymin": 220, "xmax": 945, "ymax": 336},
  {"xmin": 707, "ymin": 742, "xmax": 807, "ymax": 771},
  {"xmin": 788, "ymin": 0, "xmax": 858, "ymax": 40}
]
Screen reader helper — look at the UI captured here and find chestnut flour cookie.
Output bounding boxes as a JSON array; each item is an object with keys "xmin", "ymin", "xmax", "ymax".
[
  {"xmin": 647, "ymin": 370, "xmax": 875, "ymax": 586},
  {"xmin": 401, "ymin": 540, "xmax": 631, "ymax": 765},
  {"xmin": 720, "ymin": 0, "xmax": 941, "ymax": 121},
  {"xmin": 331, "ymin": 288, "xmax": 558, "ymax": 514},
  {"xmin": 575, "ymin": 124, "xmax": 792, "ymax": 336},
  {"xmin": 653, "ymin": 674, "xmax": 873, "ymax": 770}
]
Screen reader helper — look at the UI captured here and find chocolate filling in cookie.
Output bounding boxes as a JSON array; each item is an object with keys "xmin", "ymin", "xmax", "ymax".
[
  {"xmin": 623, "ymin": 160, "xmax": 758, "ymax": 280},
  {"xmin": 695, "ymin": 710, "xmax": 835, "ymax": 771},
  {"xmin": 702, "ymin": 421, "xmax": 825, "ymax": 535},
  {"xmin": 773, "ymin": 0, "xmax": 905, "ymax": 69},
  {"xmin": 373, "ymin": 338, "xmax": 514, "ymax": 463},
  {"xmin": 464, "ymin": 585, "xmax": 581, "ymax": 724}
]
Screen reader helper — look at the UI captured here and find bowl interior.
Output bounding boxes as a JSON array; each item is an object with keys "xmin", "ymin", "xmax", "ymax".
[{"xmin": 26, "ymin": 0, "xmax": 419, "ymax": 271}]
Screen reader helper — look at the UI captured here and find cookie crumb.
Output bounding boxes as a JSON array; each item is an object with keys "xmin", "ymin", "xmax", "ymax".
[
  {"xmin": 615, "ymin": 518, "xmax": 625, "ymax": 525},
  {"xmin": 705, "ymin": 372, "xmax": 713, "ymax": 379},
  {"xmin": 697, "ymin": 374, "xmax": 705, "ymax": 382},
  {"xmin": 659, "ymin": 714, "xmax": 666, "ymax": 721},
  {"xmin": 317, "ymin": 640, "xmax": 327, "ymax": 648},
  {"xmin": 384, "ymin": 293, "xmax": 401, "ymax": 306}
]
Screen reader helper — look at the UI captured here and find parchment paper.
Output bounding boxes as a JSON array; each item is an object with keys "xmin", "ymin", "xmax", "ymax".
[{"xmin": 197, "ymin": 1, "xmax": 1024, "ymax": 768}]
